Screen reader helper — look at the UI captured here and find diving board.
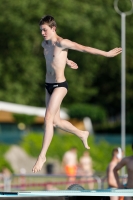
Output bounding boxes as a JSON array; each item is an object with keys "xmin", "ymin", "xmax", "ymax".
[{"xmin": 0, "ymin": 189, "xmax": 133, "ymax": 197}]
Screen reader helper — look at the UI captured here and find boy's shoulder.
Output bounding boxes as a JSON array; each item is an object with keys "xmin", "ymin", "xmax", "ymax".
[
  {"xmin": 121, "ymin": 156, "xmax": 132, "ymax": 165},
  {"xmin": 126, "ymin": 155, "xmax": 133, "ymax": 162},
  {"xmin": 59, "ymin": 38, "xmax": 70, "ymax": 44},
  {"xmin": 57, "ymin": 36, "xmax": 66, "ymax": 44},
  {"xmin": 56, "ymin": 36, "xmax": 70, "ymax": 49},
  {"xmin": 58, "ymin": 37, "xmax": 73, "ymax": 49},
  {"xmin": 41, "ymin": 41, "xmax": 45, "ymax": 48}
]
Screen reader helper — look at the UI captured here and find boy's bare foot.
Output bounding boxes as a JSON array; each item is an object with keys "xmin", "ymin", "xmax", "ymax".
[
  {"xmin": 80, "ymin": 131, "xmax": 90, "ymax": 149},
  {"xmin": 32, "ymin": 155, "xmax": 46, "ymax": 173}
]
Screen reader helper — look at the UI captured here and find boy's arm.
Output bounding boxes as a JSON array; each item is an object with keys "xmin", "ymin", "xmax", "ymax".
[
  {"xmin": 61, "ymin": 39, "xmax": 122, "ymax": 57},
  {"xmin": 108, "ymin": 164, "xmax": 118, "ymax": 188},
  {"xmin": 113, "ymin": 158, "xmax": 127, "ymax": 188},
  {"xmin": 66, "ymin": 58, "xmax": 78, "ymax": 69}
]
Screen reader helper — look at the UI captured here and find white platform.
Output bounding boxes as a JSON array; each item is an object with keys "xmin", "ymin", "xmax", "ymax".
[{"xmin": 0, "ymin": 189, "xmax": 133, "ymax": 197}]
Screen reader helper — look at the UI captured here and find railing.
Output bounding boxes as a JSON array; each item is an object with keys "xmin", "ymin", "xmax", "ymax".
[
  {"xmin": 0, "ymin": 173, "xmax": 128, "ymax": 192},
  {"xmin": 0, "ymin": 173, "xmax": 102, "ymax": 192}
]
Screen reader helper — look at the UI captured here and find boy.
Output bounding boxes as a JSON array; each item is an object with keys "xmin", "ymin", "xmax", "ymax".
[
  {"xmin": 32, "ymin": 15, "xmax": 122, "ymax": 173},
  {"xmin": 106, "ymin": 148, "xmax": 122, "ymax": 200},
  {"xmin": 114, "ymin": 144, "xmax": 133, "ymax": 189},
  {"xmin": 114, "ymin": 144, "xmax": 133, "ymax": 200}
]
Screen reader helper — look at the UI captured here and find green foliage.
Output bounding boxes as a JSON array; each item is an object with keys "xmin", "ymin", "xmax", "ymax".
[
  {"xmin": 68, "ymin": 103, "xmax": 107, "ymax": 123},
  {"xmin": 0, "ymin": 0, "xmax": 133, "ymax": 132},
  {"xmin": 0, "ymin": 158, "xmax": 14, "ymax": 173},
  {"xmin": 0, "ymin": 143, "xmax": 10, "ymax": 155},
  {"xmin": 0, "ymin": 0, "xmax": 45, "ymax": 106},
  {"xmin": 21, "ymin": 132, "xmax": 43, "ymax": 157},
  {"xmin": 12, "ymin": 113, "xmax": 36, "ymax": 125},
  {"xmin": 0, "ymin": 143, "xmax": 14, "ymax": 172},
  {"xmin": 20, "ymin": 132, "xmax": 132, "ymax": 173}
]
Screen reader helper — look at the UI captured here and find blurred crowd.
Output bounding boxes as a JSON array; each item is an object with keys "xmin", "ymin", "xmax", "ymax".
[
  {"xmin": 61, "ymin": 144, "xmax": 133, "ymax": 200},
  {"xmin": 0, "ymin": 144, "xmax": 133, "ymax": 200},
  {"xmin": 62, "ymin": 147, "xmax": 94, "ymax": 189}
]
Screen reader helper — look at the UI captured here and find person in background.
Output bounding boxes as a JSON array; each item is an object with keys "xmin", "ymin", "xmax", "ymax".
[
  {"xmin": 1, "ymin": 168, "xmax": 11, "ymax": 192},
  {"xmin": 62, "ymin": 147, "xmax": 78, "ymax": 183},
  {"xmin": 79, "ymin": 151, "xmax": 94, "ymax": 189},
  {"xmin": 106, "ymin": 147, "xmax": 123, "ymax": 200},
  {"xmin": 114, "ymin": 144, "xmax": 133, "ymax": 200},
  {"xmin": 1, "ymin": 168, "xmax": 11, "ymax": 179}
]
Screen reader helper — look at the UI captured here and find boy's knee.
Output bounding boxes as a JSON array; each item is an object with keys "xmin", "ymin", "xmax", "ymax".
[
  {"xmin": 53, "ymin": 118, "xmax": 60, "ymax": 127},
  {"xmin": 45, "ymin": 112, "xmax": 53, "ymax": 123}
]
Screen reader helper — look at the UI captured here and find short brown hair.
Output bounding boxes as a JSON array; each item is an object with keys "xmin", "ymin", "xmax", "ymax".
[
  {"xmin": 112, "ymin": 148, "xmax": 119, "ymax": 157},
  {"xmin": 39, "ymin": 15, "xmax": 57, "ymax": 28}
]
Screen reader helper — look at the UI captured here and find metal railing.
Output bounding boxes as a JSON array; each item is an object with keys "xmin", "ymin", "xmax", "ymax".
[
  {"xmin": 0, "ymin": 173, "xmax": 128, "ymax": 192},
  {"xmin": 0, "ymin": 173, "xmax": 102, "ymax": 192}
]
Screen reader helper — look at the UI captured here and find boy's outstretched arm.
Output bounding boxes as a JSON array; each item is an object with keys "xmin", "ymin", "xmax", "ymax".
[{"xmin": 61, "ymin": 39, "xmax": 122, "ymax": 57}]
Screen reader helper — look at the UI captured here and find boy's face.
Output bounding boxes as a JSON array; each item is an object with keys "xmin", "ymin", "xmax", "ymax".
[{"xmin": 40, "ymin": 24, "xmax": 56, "ymax": 40}]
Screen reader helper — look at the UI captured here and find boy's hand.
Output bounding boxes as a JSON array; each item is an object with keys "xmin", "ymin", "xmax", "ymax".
[
  {"xmin": 106, "ymin": 47, "xmax": 122, "ymax": 57},
  {"xmin": 67, "ymin": 59, "xmax": 78, "ymax": 69}
]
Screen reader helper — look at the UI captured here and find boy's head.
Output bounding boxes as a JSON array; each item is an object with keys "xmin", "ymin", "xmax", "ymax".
[
  {"xmin": 39, "ymin": 15, "xmax": 57, "ymax": 29},
  {"xmin": 112, "ymin": 147, "xmax": 122, "ymax": 160}
]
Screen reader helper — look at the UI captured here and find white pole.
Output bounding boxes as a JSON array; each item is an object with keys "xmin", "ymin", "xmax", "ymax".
[
  {"xmin": 121, "ymin": 13, "xmax": 126, "ymax": 158},
  {"xmin": 114, "ymin": 0, "xmax": 133, "ymax": 156},
  {"xmin": 121, "ymin": 13, "xmax": 126, "ymax": 176},
  {"xmin": 114, "ymin": 0, "xmax": 133, "ymax": 176}
]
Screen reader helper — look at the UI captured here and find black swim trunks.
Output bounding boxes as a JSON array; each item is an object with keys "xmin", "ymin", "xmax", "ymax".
[{"xmin": 45, "ymin": 81, "xmax": 68, "ymax": 95}]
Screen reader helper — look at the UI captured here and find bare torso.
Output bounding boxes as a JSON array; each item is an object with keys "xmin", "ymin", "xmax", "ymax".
[
  {"xmin": 42, "ymin": 36, "xmax": 68, "ymax": 83},
  {"xmin": 80, "ymin": 156, "xmax": 93, "ymax": 173},
  {"xmin": 125, "ymin": 156, "xmax": 133, "ymax": 188},
  {"xmin": 107, "ymin": 161, "xmax": 118, "ymax": 188}
]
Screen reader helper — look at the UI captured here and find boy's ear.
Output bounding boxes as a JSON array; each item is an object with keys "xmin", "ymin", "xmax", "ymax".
[{"xmin": 52, "ymin": 26, "xmax": 56, "ymax": 31}]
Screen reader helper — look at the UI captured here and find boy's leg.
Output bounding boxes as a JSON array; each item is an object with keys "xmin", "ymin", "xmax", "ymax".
[
  {"xmin": 53, "ymin": 109, "xmax": 90, "ymax": 149},
  {"xmin": 44, "ymin": 90, "xmax": 89, "ymax": 149},
  {"xmin": 32, "ymin": 87, "xmax": 67, "ymax": 173},
  {"xmin": 45, "ymin": 89, "xmax": 51, "ymax": 107}
]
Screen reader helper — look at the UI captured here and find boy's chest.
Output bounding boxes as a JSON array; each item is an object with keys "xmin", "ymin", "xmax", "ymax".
[
  {"xmin": 127, "ymin": 159, "xmax": 133, "ymax": 171},
  {"xmin": 44, "ymin": 45, "xmax": 61, "ymax": 60}
]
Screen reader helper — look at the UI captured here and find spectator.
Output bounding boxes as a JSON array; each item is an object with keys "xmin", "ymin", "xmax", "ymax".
[
  {"xmin": 1, "ymin": 168, "xmax": 11, "ymax": 179},
  {"xmin": 79, "ymin": 151, "xmax": 94, "ymax": 189},
  {"xmin": 1, "ymin": 168, "xmax": 11, "ymax": 191},
  {"xmin": 62, "ymin": 147, "xmax": 78, "ymax": 183},
  {"xmin": 114, "ymin": 144, "xmax": 133, "ymax": 200},
  {"xmin": 106, "ymin": 147, "xmax": 122, "ymax": 200}
]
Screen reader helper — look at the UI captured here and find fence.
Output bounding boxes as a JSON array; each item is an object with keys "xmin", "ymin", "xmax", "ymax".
[{"xmin": 0, "ymin": 173, "xmax": 128, "ymax": 192}]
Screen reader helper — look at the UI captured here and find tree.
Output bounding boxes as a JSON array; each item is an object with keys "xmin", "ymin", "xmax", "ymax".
[
  {"xmin": 0, "ymin": 0, "xmax": 46, "ymax": 106},
  {"xmin": 0, "ymin": 0, "xmax": 133, "ymax": 130}
]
